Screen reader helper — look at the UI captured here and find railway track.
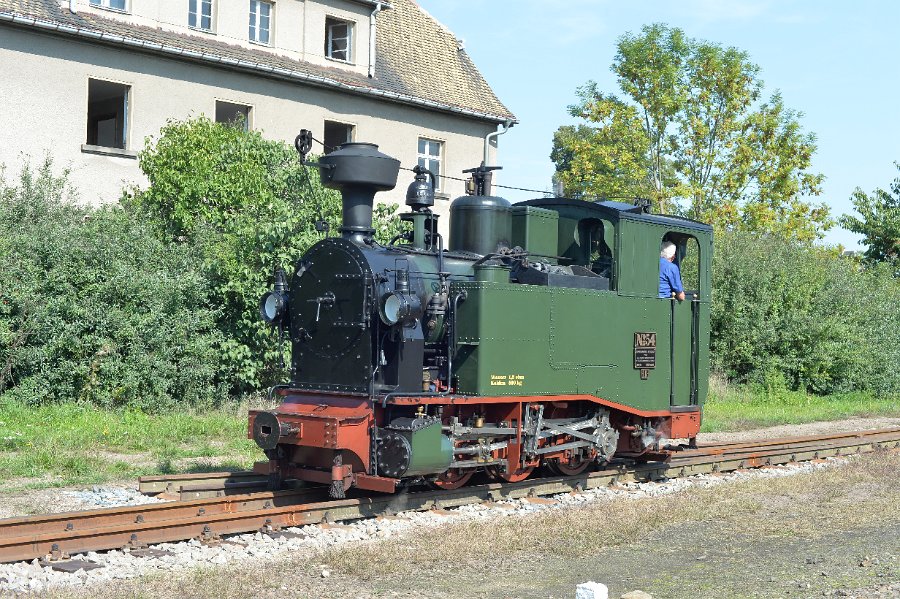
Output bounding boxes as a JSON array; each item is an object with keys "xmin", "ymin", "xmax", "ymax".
[{"xmin": 2, "ymin": 427, "xmax": 898, "ymax": 565}]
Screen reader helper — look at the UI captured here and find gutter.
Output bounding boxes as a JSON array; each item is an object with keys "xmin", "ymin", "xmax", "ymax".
[
  {"xmin": 0, "ymin": 11, "xmax": 516, "ymax": 125},
  {"xmin": 367, "ymin": 1, "xmax": 382, "ymax": 78},
  {"xmin": 350, "ymin": 0, "xmax": 392, "ymax": 8},
  {"xmin": 483, "ymin": 119, "xmax": 513, "ymax": 165}
]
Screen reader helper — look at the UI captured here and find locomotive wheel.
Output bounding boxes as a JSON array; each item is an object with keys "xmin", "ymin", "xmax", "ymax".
[
  {"xmin": 487, "ymin": 464, "xmax": 535, "ymax": 483},
  {"xmin": 545, "ymin": 456, "xmax": 592, "ymax": 476},
  {"xmin": 430, "ymin": 468, "xmax": 474, "ymax": 490}
]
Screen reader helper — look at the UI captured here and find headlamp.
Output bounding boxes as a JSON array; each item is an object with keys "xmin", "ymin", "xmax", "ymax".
[
  {"xmin": 260, "ymin": 290, "xmax": 288, "ymax": 325},
  {"xmin": 379, "ymin": 291, "xmax": 422, "ymax": 326}
]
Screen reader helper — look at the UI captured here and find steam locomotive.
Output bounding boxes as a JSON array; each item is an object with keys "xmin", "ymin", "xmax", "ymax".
[{"xmin": 249, "ymin": 139, "xmax": 712, "ymax": 497}]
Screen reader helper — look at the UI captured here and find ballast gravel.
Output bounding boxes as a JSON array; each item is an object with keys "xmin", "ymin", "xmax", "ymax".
[
  {"xmin": 64, "ymin": 487, "xmax": 164, "ymax": 509},
  {"xmin": 0, "ymin": 457, "xmax": 847, "ymax": 594}
]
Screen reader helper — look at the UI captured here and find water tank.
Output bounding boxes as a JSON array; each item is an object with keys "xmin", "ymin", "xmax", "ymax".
[{"xmin": 449, "ymin": 195, "xmax": 511, "ymax": 255}]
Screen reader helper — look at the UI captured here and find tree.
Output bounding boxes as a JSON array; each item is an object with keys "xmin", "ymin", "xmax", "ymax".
[
  {"xmin": 550, "ymin": 90, "xmax": 651, "ymax": 200},
  {"xmin": 126, "ymin": 117, "xmax": 405, "ymax": 394},
  {"xmin": 551, "ymin": 23, "xmax": 830, "ymax": 242},
  {"xmin": 840, "ymin": 163, "xmax": 900, "ymax": 272}
]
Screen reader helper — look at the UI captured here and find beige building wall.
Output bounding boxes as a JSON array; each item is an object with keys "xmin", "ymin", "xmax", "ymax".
[
  {"xmin": 0, "ymin": 26, "xmax": 499, "ymax": 228},
  {"xmin": 74, "ymin": 0, "xmax": 374, "ymax": 77}
]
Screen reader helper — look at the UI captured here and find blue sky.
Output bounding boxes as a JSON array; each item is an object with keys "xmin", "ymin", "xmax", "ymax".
[{"xmin": 416, "ymin": 0, "xmax": 900, "ymax": 248}]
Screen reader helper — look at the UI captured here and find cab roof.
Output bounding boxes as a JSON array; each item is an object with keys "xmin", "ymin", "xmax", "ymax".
[{"xmin": 518, "ymin": 198, "xmax": 713, "ymax": 234}]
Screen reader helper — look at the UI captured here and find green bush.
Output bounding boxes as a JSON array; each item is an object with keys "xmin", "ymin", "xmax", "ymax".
[
  {"xmin": 126, "ymin": 117, "xmax": 404, "ymax": 394},
  {"xmin": 0, "ymin": 157, "xmax": 224, "ymax": 410},
  {"xmin": 711, "ymin": 232, "xmax": 900, "ymax": 394}
]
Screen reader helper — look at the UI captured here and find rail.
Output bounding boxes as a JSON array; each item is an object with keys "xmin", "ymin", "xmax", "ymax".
[{"xmin": 1, "ymin": 427, "xmax": 897, "ymax": 564}]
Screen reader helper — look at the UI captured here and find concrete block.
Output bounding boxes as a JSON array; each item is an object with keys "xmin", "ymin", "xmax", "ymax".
[{"xmin": 575, "ymin": 581, "xmax": 608, "ymax": 599}]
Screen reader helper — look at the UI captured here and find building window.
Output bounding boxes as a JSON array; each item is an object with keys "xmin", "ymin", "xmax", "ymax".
[
  {"xmin": 216, "ymin": 101, "xmax": 251, "ymax": 130},
  {"xmin": 324, "ymin": 121, "xmax": 354, "ymax": 153},
  {"xmin": 189, "ymin": 0, "xmax": 213, "ymax": 31},
  {"xmin": 249, "ymin": 0, "xmax": 271, "ymax": 44},
  {"xmin": 90, "ymin": 0, "xmax": 127, "ymax": 11},
  {"xmin": 325, "ymin": 17, "xmax": 352, "ymax": 62},
  {"xmin": 86, "ymin": 79, "xmax": 129, "ymax": 149},
  {"xmin": 417, "ymin": 138, "xmax": 442, "ymax": 191}
]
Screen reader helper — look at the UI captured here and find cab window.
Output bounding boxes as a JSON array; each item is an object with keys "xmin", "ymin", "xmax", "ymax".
[
  {"xmin": 662, "ymin": 232, "xmax": 700, "ymax": 294},
  {"xmin": 575, "ymin": 218, "xmax": 615, "ymax": 287}
]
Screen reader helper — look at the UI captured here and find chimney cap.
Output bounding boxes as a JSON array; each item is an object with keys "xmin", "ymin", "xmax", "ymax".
[{"xmin": 318, "ymin": 142, "xmax": 400, "ymax": 192}]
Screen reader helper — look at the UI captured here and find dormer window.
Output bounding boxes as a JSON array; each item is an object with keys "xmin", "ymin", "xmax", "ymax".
[
  {"xmin": 326, "ymin": 17, "xmax": 352, "ymax": 62},
  {"xmin": 189, "ymin": 0, "xmax": 213, "ymax": 31},
  {"xmin": 90, "ymin": 0, "xmax": 127, "ymax": 11},
  {"xmin": 249, "ymin": 0, "xmax": 272, "ymax": 45}
]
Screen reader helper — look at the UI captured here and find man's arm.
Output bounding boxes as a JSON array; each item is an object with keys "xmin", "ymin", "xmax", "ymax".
[{"xmin": 672, "ymin": 264, "xmax": 686, "ymax": 301}]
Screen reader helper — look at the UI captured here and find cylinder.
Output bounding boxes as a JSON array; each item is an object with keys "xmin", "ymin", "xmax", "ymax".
[{"xmin": 449, "ymin": 195, "xmax": 511, "ymax": 255}]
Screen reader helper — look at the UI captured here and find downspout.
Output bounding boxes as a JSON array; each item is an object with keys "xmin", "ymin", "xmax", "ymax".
[
  {"xmin": 483, "ymin": 119, "xmax": 513, "ymax": 166},
  {"xmin": 69, "ymin": 0, "xmax": 77, "ymax": 14},
  {"xmin": 368, "ymin": 1, "xmax": 382, "ymax": 78}
]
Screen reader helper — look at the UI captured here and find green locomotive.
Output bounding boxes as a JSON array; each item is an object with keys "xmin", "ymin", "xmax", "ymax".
[{"xmin": 250, "ymin": 140, "xmax": 711, "ymax": 496}]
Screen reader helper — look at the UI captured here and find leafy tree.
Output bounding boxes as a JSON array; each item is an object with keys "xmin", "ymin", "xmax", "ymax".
[
  {"xmin": 840, "ymin": 163, "xmax": 900, "ymax": 272},
  {"xmin": 550, "ymin": 94, "xmax": 650, "ymax": 200},
  {"xmin": 127, "ymin": 117, "xmax": 341, "ymax": 393},
  {"xmin": 552, "ymin": 23, "xmax": 830, "ymax": 242},
  {"xmin": 127, "ymin": 117, "xmax": 404, "ymax": 394}
]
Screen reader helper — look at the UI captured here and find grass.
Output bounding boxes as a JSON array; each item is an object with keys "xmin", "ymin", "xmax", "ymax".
[
  {"xmin": 0, "ymin": 399, "xmax": 261, "ymax": 491},
  {"xmin": 701, "ymin": 375, "xmax": 900, "ymax": 432}
]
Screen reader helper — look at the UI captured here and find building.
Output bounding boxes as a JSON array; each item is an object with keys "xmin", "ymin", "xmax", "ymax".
[{"xmin": 0, "ymin": 0, "xmax": 516, "ymax": 222}]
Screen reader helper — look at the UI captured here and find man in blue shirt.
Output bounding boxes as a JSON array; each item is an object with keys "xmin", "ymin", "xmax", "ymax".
[{"xmin": 659, "ymin": 241, "xmax": 685, "ymax": 300}]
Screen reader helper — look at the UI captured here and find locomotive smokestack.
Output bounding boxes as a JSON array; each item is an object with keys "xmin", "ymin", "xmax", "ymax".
[{"xmin": 317, "ymin": 142, "xmax": 400, "ymax": 243}]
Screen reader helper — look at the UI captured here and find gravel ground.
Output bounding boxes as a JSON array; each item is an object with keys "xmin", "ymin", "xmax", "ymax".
[
  {"xmin": 0, "ymin": 486, "xmax": 163, "ymax": 520},
  {"xmin": 0, "ymin": 456, "xmax": 869, "ymax": 595}
]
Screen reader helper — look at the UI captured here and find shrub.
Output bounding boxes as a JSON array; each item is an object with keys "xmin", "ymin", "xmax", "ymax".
[
  {"xmin": 711, "ymin": 232, "xmax": 900, "ymax": 394},
  {"xmin": 0, "ymin": 157, "xmax": 224, "ymax": 410},
  {"xmin": 126, "ymin": 117, "xmax": 405, "ymax": 394}
]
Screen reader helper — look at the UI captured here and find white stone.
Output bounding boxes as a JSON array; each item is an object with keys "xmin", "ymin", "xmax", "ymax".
[{"xmin": 576, "ymin": 581, "xmax": 608, "ymax": 599}]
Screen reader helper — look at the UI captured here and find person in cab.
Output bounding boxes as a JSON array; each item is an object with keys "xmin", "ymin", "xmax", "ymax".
[{"xmin": 659, "ymin": 241, "xmax": 685, "ymax": 301}]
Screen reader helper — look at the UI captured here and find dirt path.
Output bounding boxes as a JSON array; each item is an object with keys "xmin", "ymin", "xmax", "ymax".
[{"xmin": 696, "ymin": 416, "xmax": 900, "ymax": 444}]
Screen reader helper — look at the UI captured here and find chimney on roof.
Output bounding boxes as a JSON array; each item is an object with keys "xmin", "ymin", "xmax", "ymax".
[{"xmin": 457, "ymin": 38, "xmax": 465, "ymax": 51}]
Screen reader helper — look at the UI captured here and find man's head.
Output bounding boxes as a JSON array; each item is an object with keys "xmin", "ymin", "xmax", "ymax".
[{"xmin": 660, "ymin": 241, "xmax": 677, "ymax": 262}]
